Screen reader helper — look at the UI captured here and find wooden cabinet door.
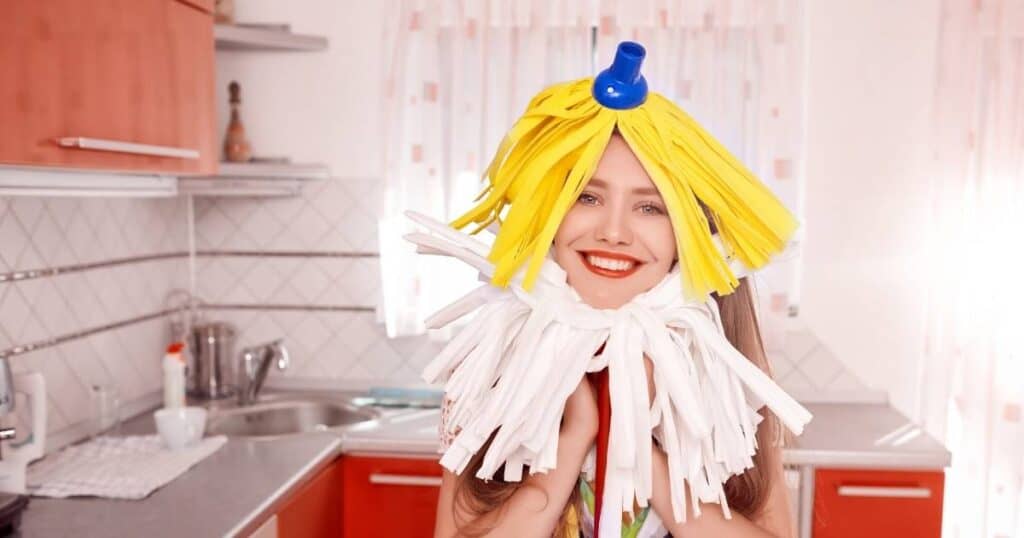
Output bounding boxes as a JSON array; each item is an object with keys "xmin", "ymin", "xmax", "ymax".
[
  {"xmin": 175, "ymin": 0, "xmax": 214, "ymax": 13},
  {"xmin": 341, "ymin": 455, "xmax": 443, "ymax": 538},
  {"xmin": 0, "ymin": 0, "xmax": 216, "ymax": 174},
  {"xmin": 813, "ymin": 468, "xmax": 945, "ymax": 538},
  {"xmin": 276, "ymin": 458, "xmax": 344, "ymax": 538}
]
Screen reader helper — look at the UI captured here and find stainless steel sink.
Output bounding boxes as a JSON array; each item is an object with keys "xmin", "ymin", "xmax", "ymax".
[{"xmin": 204, "ymin": 391, "xmax": 381, "ymax": 439}]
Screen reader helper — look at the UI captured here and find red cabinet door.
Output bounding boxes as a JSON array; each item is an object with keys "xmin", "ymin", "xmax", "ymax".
[
  {"xmin": 813, "ymin": 468, "xmax": 945, "ymax": 538},
  {"xmin": 0, "ymin": 0, "xmax": 216, "ymax": 174},
  {"xmin": 277, "ymin": 457, "xmax": 345, "ymax": 538},
  {"xmin": 341, "ymin": 454, "xmax": 443, "ymax": 538}
]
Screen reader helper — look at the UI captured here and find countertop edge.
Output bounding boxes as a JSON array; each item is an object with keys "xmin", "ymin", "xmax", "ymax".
[
  {"xmin": 226, "ymin": 436, "xmax": 343, "ymax": 537},
  {"xmin": 339, "ymin": 442, "xmax": 951, "ymax": 471},
  {"xmin": 782, "ymin": 448, "xmax": 951, "ymax": 470}
]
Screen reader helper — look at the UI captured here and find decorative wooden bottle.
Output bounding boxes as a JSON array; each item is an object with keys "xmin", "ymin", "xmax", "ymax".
[{"xmin": 223, "ymin": 81, "xmax": 252, "ymax": 162}]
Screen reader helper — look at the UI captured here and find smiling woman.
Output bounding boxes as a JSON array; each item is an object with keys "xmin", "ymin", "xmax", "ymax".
[{"xmin": 417, "ymin": 41, "xmax": 809, "ymax": 538}]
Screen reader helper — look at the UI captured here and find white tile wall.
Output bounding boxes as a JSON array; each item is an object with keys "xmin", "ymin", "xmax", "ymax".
[
  {"xmin": 193, "ymin": 176, "xmax": 444, "ymax": 383},
  {"xmin": 0, "ymin": 195, "xmax": 188, "ymax": 440},
  {"xmin": 766, "ymin": 321, "xmax": 872, "ymax": 398}
]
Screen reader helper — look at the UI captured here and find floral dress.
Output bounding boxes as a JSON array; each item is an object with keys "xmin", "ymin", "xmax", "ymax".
[{"xmin": 439, "ymin": 397, "xmax": 668, "ymax": 537}]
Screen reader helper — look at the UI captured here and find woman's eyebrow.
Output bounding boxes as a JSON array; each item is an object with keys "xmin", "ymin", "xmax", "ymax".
[{"xmin": 588, "ymin": 177, "xmax": 660, "ymax": 196}]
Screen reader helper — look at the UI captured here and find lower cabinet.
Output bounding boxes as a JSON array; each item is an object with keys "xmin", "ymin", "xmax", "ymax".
[
  {"xmin": 812, "ymin": 468, "xmax": 945, "ymax": 538},
  {"xmin": 276, "ymin": 457, "xmax": 345, "ymax": 538},
  {"xmin": 341, "ymin": 454, "xmax": 444, "ymax": 538},
  {"xmin": 273, "ymin": 454, "xmax": 443, "ymax": 538},
  {"xmin": 270, "ymin": 456, "xmax": 947, "ymax": 538}
]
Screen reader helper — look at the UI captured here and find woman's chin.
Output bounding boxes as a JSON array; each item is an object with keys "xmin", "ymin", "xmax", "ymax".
[{"xmin": 572, "ymin": 280, "xmax": 641, "ymax": 310}]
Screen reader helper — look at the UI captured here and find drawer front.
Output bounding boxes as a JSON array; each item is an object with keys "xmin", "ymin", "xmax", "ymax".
[
  {"xmin": 813, "ymin": 468, "xmax": 945, "ymax": 538},
  {"xmin": 342, "ymin": 455, "xmax": 443, "ymax": 538}
]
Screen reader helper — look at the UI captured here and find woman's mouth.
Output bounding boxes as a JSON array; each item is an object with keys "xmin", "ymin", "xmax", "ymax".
[{"xmin": 578, "ymin": 250, "xmax": 644, "ymax": 278}]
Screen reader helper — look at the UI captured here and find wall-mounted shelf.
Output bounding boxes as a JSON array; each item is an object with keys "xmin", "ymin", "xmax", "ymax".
[
  {"xmin": 179, "ymin": 162, "xmax": 330, "ymax": 197},
  {"xmin": 215, "ymin": 24, "xmax": 328, "ymax": 52},
  {"xmin": 0, "ymin": 162, "xmax": 328, "ymax": 199},
  {"xmin": 0, "ymin": 165, "xmax": 178, "ymax": 198},
  {"xmin": 211, "ymin": 162, "xmax": 330, "ymax": 180}
]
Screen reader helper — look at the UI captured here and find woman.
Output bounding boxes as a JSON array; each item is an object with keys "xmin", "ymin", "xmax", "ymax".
[{"xmin": 417, "ymin": 41, "xmax": 806, "ymax": 537}]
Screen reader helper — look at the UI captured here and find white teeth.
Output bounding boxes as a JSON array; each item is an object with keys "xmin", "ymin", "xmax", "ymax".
[{"xmin": 586, "ymin": 254, "xmax": 635, "ymax": 272}]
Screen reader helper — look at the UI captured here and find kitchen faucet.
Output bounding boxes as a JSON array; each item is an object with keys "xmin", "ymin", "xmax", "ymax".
[{"xmin": 237, "ymin": 339, "xmax": 289, "ymax": 406}]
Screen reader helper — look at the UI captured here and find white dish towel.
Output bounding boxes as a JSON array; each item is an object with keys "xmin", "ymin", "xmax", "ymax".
[{"xmin": 27, "ymin": 434, "xmax": 227, "ymax": 500}]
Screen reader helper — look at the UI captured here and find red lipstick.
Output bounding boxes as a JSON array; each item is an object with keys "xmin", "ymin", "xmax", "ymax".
[{"xmin": 577, "ymin": 250, "xmax": 644, "ymax": 279}]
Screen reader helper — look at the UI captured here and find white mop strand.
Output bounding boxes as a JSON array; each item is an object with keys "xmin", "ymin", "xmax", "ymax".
[{"xmin": 405, "ymin": 213, "xmax": 812, "ymax": 536}]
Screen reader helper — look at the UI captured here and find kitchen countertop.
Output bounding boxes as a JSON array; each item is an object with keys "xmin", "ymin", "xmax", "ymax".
[
  {"xmin": 17, "ymin": 412, "xmax": 344, "ymax": 538},
  {"xmin": 15, "ymin": 395, "xmax": 950, "ymax": 537},
  {"xmin": 783, "ymin": 402, "xmax": 951, "ymax": 469},
  {"xmin": 340, "ymin": 402, "xmax": 952, "ymax": 469}
]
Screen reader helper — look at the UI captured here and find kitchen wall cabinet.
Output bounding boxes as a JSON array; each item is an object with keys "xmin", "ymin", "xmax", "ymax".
[
  {"xmin": 341, "ymin": 454, "xmax": 443, "ymax": 538},
  {"xmin": 0, "ymin": 0, "xmax": 217, "ymax": 175},
  {"xmin": 812, "ymin": 468, "xmax": 945, "ymax": 538}
]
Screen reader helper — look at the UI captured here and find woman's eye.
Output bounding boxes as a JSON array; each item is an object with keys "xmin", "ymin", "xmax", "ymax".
[
  {"xmin": 578, "ymin": 193, "xmax": 599, "ymax": 205},
  {"xmin": 638, "ymin": 202, "xmax": 666, "ymax": 215}
]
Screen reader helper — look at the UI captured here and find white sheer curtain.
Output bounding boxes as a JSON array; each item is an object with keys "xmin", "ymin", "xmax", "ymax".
[
  {"xmin": 592, "ymin": 0, "xmax": 807, "ymax": 364},
  {"xmin": 379, "ymin": 0, "xmax": 807, "ymax": 339},
  {"xmin": 378, "ymin": 1, "xmax": 595, "ymax": 336},
  {"xmin": 921, "ymin": 1, "xmax": 1024, "ymax": 536}
]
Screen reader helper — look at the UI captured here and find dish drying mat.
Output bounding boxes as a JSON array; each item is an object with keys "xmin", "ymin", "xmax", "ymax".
[{"xmin": 27, "ymin": 434, "xmax": 227, "ymax": 500}]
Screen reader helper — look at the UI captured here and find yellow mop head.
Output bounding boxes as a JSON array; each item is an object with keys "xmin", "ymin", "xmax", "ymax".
[{"xmin": 450, "ymin": 41, "xmax": 798, "ymax": 300}]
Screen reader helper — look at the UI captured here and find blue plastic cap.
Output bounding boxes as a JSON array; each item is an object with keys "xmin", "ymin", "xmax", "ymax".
[{"xmin": 593, "ymin": 41, "xmax": 648, "ymax": 109}]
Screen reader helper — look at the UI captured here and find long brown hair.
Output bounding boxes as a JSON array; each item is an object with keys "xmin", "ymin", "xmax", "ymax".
[{"xmin": 449, "ymin": 276, "xmax": 785, "ymax": 535}]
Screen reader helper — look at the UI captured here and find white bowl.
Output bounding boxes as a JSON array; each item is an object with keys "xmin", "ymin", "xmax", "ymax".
[{"xmin": 154, "ymin": 407, "xmax": 207, "ymax": 450}]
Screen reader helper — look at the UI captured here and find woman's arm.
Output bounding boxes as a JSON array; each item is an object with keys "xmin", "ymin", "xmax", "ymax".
[
  {"xmin": 648, "ymin": 443, "xmax": 780, "ymax": 538},
  {"xmin": 749, "ymin": 442, "xmax": 796, "ymax": 538},
  {"xmin": 433, "ymin": 377, "xmax": 598, "ymax": 537},
  {"xmin": 641, "ymin": 356, "xmax": 793, "ymax": 537},
  {"xmin": 433, "ymin": 432, "xmax": 591, "ymax": 537}
]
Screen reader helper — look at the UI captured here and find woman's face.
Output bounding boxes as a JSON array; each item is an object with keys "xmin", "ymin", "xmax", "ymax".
[{"xmin": 552, "ymin": 135, "xmax": 678, "ymax": 309}]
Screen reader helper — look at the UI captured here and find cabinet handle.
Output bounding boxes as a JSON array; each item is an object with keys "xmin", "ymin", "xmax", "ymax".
[
  {"xmin": 55, "ymin": 137, "xmax": 200, "ymax": 160},
  {"xmin": 369, "ymin": 473, "xmax": 442, "ymax": 487},
  {"xmin": 837, "ymin": 485, "xmax": 932, "ymax": 499}
]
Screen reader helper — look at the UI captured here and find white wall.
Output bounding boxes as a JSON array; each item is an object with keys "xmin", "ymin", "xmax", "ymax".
[
  {"xmin": 801, "ymin": 0, "xmax": 941, "ymax": 420},
  {"xmin": 215, "ymin": 1, "xmax": 383, "ymax": 179}
]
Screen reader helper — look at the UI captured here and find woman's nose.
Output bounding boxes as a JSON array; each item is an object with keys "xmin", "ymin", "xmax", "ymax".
[{"xmin": 595, "ymin": 207, "xmax": 633, "ymax": 245}]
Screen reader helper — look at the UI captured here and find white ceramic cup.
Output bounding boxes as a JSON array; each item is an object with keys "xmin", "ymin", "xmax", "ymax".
[{"xmin": 153, "ymin": 407, "xmax": 207, "ymax": 450}]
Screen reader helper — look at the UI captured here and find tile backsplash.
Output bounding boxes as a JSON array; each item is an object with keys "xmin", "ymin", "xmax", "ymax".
[
  {"xmin": 192, "ymin": 176, "xmax": 445, "ymax": 383},
  {"xmin": 0, "ymin": 195, "xmax": 188, "ymax": 443},
  {"xmin": 0, "ymin": 176, "xmax": 871, "ymax": 446}
]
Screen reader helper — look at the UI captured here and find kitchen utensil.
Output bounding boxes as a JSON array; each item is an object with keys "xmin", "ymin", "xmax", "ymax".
[{"xmin": 189, "ymin": 322, "xmax": 237, "ymax": 399}]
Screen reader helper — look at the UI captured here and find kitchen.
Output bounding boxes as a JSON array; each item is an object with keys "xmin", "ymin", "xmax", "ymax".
[{"xmin": 0, "ymin": 1, "xmax": 1018, "ymax": 537}]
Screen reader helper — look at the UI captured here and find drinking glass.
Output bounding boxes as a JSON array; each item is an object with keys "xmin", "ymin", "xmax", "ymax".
[{"xmin": 90, "ymin": 384, "xmax": 121, "ymax": 438}]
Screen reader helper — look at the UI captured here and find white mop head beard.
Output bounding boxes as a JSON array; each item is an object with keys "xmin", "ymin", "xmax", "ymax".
[{"xmin": 405, "ymin": 211, "xmax": 812, "ymax": 525}]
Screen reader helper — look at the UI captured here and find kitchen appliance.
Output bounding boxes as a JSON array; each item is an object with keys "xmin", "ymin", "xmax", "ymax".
[
  {"xmin": 0, "ymin": 362, "xmax": 46, "ymax": 534},
  {"xmin": 188, "ymin": 322, "xmax": 237, "ymax": 399}
]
